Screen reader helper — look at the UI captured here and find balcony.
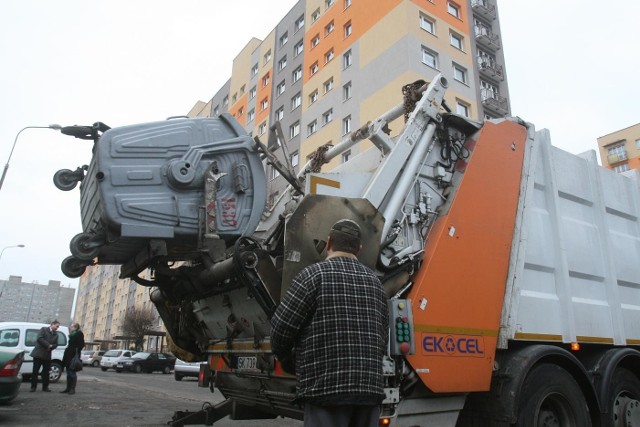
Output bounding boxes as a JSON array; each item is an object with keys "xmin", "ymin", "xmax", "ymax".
[
  {"xmin": 481, "ymin": 88, "xmax": 509, "ymax": 115},
  {"xmin": 471, "ymin": 0, "xmax": 496, "ymax": 20},
  {"xmin": 475, "ymin": 24, "xmax": 501, "ymax": 51},
  {"xmin": 477, "ymin": 57, "xmax": 504, "ymax": 81},
  {"xmin": 607, "ymin": 152, "xmax": 628, "ymax": 165}
]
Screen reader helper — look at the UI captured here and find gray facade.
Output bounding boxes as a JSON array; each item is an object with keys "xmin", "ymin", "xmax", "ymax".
[{"xmin": 0, "ymin": 275, "xmax": 75, "ymax": 323}]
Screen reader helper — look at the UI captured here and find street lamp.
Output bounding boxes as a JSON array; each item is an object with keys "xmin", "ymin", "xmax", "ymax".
[
  {"xmin": 0, "ymin": 244, "xmax": 25, "ymax": 262},
  {"xmin": 0, "ymin": 124, "xmax": 62, "ymax": 191}
]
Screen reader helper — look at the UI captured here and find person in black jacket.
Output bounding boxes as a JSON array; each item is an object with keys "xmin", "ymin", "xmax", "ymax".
[
  {"xmin": 30, "ymin": 320, "xmax": 60, "ymax": 392},
  {"xmin": 61, "ymin": 322, "xmax": 84, "ymax": 395}
]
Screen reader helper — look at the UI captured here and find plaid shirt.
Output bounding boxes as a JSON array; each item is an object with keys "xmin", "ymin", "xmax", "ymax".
[{"xmin": 271, "ymin": 256, "xmax": 388, "ymax": 404}]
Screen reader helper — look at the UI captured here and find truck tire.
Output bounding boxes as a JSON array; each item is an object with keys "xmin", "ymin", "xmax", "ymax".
[
  {"xmin": 604, "ymin": 368, "xmax": 640, "ymax": 427},
  {"xmin": 516, "ymin": 364, "xmax": 591, "ymax": 427}
]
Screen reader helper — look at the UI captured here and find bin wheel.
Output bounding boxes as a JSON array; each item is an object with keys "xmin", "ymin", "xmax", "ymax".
[
  {"xmin": 53, "ymin": 169, "xmax": 79, "ymax": 191},
  {"xmin": 61, "ymin": 256, "xmax": 88, "ymax": 278},
  {"xmin": 70, "ymin": 232, "xmax": 101, "ymax": 260}
]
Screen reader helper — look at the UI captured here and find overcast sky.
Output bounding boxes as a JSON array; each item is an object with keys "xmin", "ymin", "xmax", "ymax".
[{"xmin": 1, "ymin": 0, "xmax": 638, "ymax": 288}]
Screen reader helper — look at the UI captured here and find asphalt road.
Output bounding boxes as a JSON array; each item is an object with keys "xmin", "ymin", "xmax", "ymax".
[{"xmin": 0, "ymin": 366, "xmax": 303, "ymax": 427}]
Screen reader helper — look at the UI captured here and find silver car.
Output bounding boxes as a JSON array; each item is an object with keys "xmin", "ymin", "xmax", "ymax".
[
  {"xmin": 100, "ymin": 349, "xmax": 136, "ymax": 371},
  {"xmin": 174, "ymin": 358, "xmax": 206, "ymax": 381},
  {"xmin": 81, "ymin": 350, "xmax": 105, "ymax": 367}
]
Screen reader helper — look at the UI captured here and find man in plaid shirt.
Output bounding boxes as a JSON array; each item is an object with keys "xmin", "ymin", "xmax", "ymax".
[{"xmin": 271, "ymin": 219, "xmax": 389, "ymax": 427}]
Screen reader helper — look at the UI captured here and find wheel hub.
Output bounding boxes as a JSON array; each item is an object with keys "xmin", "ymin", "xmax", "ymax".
[{"xmin": 623, "ymin": 399, "xmax": 640, "ymax": 427}]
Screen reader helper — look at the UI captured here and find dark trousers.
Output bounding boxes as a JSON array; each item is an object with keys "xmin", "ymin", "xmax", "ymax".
[
  {"xmin": 31, "ymin": 358, "xmax": 51, "ymax": 390},
  {"xmin": 304, "ymin": 403, "xmax": 380, "ymax": 427}
]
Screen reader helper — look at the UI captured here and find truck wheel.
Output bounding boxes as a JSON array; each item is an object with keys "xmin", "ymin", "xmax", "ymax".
[
  {"xmin": 605, "ymin": 368, "xmax": 640, "ymax": 427},
  {"xmin": 70, "ymin": 233, "xmax": 100, "ymax": 260},
  {"xmin": 516, "ymin": 364, "xmax": 591, "ymax": 427},
  {"xmin": 49, "ymin": 362, "xmax": 62, "ymax": 383}
]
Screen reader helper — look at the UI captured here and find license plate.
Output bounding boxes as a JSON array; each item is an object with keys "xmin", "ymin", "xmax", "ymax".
[
  {"xmin": 236, "ymin": 356, "xmax": 257, "ymax": 370},
  {"xmin": 116, "ymin": 364, "xmax": 123, "ymax": 368}
]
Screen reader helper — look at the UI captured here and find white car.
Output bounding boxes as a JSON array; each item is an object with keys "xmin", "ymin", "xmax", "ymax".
[
  {"xmin": 173, "ymin": 358, "xmax": 206, "ymax": 381},
  {"xmin": 100, "ymin": 349, "xmax": 136, "ymax": 371},
  {"xmin": 80, "ymin": 349, "xmax": 105, "ymax": 367},
  {"xmin": 0, "ymin": 322, "xmax": 69, "ymax": 383}
]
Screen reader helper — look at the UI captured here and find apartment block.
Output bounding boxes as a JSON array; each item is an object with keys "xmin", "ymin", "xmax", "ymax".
[
  {"xmin": 74, "ymin": 265, "xmax": 162, "ymax": 349},
  {"xmin": 0, "ymin": 276, "xmax": 75, "ymax": 324},
  {"xmin": 597, "ymin": 123, "xmax": 640, "ymax": 173},
  {"xmin": 190, "ymin": 0, "xmax": 510, "ymax": 206}
]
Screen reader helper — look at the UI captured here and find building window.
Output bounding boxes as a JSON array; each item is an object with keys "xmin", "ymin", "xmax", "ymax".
[
  {"xmin": 294, "ymin": 40, "xmax": 304, "ymax": 56},
  {"xmin": 636, "ymin": 139, "xmax": 640, "ymax": 150},
  {"xmin": 324, "ymin": 77, "xmax": 334, "ymax": 94},
  {"xmin": 232, "ymin": 93, "xmax": 237, "ymax": 103},
  {"xmin": 311, "ymin": 34, "xmax": 320, "ymax": 48},
  {"xmin": 420, "ymin": 13, "xmax": 435, "ymax": 34},
  {"xmin": 447, "ymin": 2, "xmax": 460, "ymax": 18},
  {"xmin": 450, "ymin": 32, "xmax": 464, "ymax": 50},
  {"xmin": 275, "ymin": 107, "xmax": 284, "ymax": 121},
  {"xmin": 325, "ymin": 49, "xmax": 334, "ymax": 64},
  {"xmin": 608, "ymin": 145, "xmax": 628, "ymax": 161},
  {"xmin": 292, "ymin": 66, "xmax": 302, "ymax": 83},
  {"xmin": 223, "ymin": 95, "xmax": 229, "ymax": 106},
  {"xmin": 279, "ymin": 32, "xmax": 288, "ymax": 47},
  {"xmin": 291, "ymin": 151, "xmax": 299, "ymax": 167},
  {"xmin": 453, "ymin": 64, "xmax": 467, "ymax": 83},
  {"xmin": 247, "ymin": 109, "xmax": 255, "ymax": 122},
  {"xmin": 310, "ymin": 62, "xmax": 319, "ymax": 76},
  {"xmin": 322, "ymin": 109, "xmax": 333, "ymax": 125},
  {"xmin": 290, "ymin": 121, "xmax": 300, "ymax": 139},
  {"xmin": 325, "ymin": 20, "xmax": 335, "ymax": 36},
  {"xmin": 309, "ymin": 90, "xmax": 319, "ymax": 104},
  {"xmin": 343, "ymin": 81, "xmax": 352, "ymax": 101},
  {"xmin": 342, "ymin": 115, "xmax": 352, "ymax": 135},
  {"xmin": 251, "ymin": 64, "xmax": 259, "ymax": 77},
  {"xmin": 456, "ymin": 101, "xmax": 469, "ymax": 117},
  {"xmin": 312, "ymin": 8, "xmax": 321, "ymax": 22},
  {"xmin": 422, "ymin": 47, "xmax": 439, "ymax": 69},
  {"xmin": 613, "ymin": 163, "xmax": 630, "ymax": 173},
  {"xmin": 291, "ymin": 92, "xmax": 302, "ymax": 110},
  {"xmin": 343, "ymin": 50, "xmax": 352, "ymax": 68},
  {"xmin": 263, "ymin": 50, "xmax": 271, "ymax": 64},
  {"xmin": 271, "ymin": 167, "xmax": 280, "ymax": 180},
  {"xmin": 260, "ymin": 98, "xmax": 269, "ymax": 111},
  {"xmin": 342, "ymin": 150, "xmax": 351, "ymax": 163},
  {"xmin": 249, "ymin": 86, "xmax": 257, "ymax": 100},
  {"xmin": 295, "ymin": 15, "xmax": 305, "ymax": 32},
  {"xmin": 262, "ymin": 73, "xmax": 270, "ymax": 87},
  {"xmin": 276, "ymin": 81, "xmax": 286, "ymax": 96},
  {"xmin": 344, "ymin": 0, "xmax": 351, "ymax": 8},
  {"xmin": 344, "ymin": 21, "xmax": 352, "ymax": 38},
  {"xmin": 259, "ymin": 122, "xmax": 267, "ymax": 135},
  {"xmin": 214, "ymin": 106, "xmax": 219, "ymax": 115},
  {"xmin": 308, "ymin": 120, "xmax": 318, "ymax": 136},
  {"xmin": 278, "ymin": 56, "xmax": 287, "ymax": 71},
  {"xmin": 326, "ymin": 0, "xmax": 335, "ymax": 9}
]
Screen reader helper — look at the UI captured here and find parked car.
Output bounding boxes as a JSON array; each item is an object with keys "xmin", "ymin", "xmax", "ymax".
[
  {"xmin": 115, "ymin": 351, "xmax": 175, "ymax": 374},
  {"xmin": 0, "ymin": 348, "xmax": 25, "ymax": 404},
  {"xmin": 100, "ymin": 349, "xmax": 136, "ymax": 371},
  {"xmin": 174, "ymin": 358, "xmax": 206, "ymax": 381},
  {"xmin": 80, "ymin": 350, "xmax": 105, "ymax": 367},
  {"xmin": 0, "ymin": 322, "xmax": 69, "ymax": 383}
]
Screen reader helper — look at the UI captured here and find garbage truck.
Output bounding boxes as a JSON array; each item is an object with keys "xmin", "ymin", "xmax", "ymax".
[{"xmin": 56, "ymin": 74, "xmax": 640, "ymax": 426}]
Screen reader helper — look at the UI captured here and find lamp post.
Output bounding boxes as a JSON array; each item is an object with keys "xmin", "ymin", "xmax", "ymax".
[
  {"xmin": 0, "ymin": 244, "xmax": 25, "ymax": 262},
  {"xmin": 0, "ymin": 124, "xmax": 62, "ymax": 191}
]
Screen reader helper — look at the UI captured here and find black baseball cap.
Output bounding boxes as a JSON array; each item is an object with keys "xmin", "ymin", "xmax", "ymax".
[{"xmin": 331, "ymin": 219, "xmax": 361, "ymax": 239}]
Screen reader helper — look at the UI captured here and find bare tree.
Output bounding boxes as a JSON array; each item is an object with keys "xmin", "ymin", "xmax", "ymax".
[{"xmin": 121, "ymin": 307, "xmax": 155, "ymax": 351}]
